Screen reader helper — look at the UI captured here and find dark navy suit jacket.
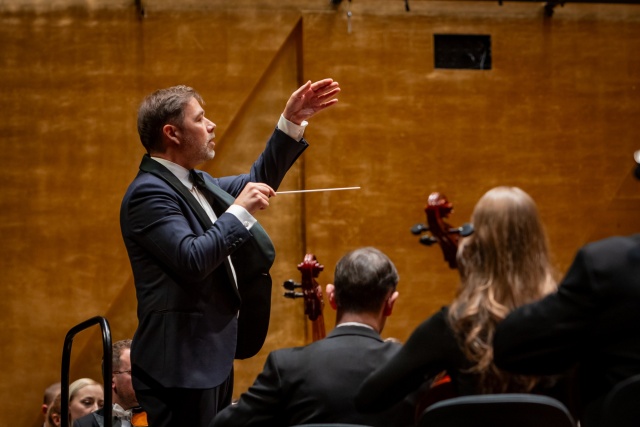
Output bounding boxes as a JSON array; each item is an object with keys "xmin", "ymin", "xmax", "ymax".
[{"xmin": 120, "ymin": 128, "xmax": 307, "ymax": 390}]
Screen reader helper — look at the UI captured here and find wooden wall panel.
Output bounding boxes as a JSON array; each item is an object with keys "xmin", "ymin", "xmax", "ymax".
[
  {"xmin": 0, "ymin": 9, "xmax": 143, "ymax": 426},
  {"xmin": 301, "ymin": 2, "xmax": 640, "ymax": 344},
  {"xmin": 0, "ymin": 7, "xmax": 303, "ymax": 425},
  {"xmin": 1, "ymin": 1, "xmax": 639, "ymax": 425}
]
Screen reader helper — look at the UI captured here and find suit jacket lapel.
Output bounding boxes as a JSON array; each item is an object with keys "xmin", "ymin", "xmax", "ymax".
[
  {"xmin": 140, "ymin": 157, "xmax": 274, "ymax": 260},
  {"xmin": 197, "ymin": 172, "xmax": 231, "ymax": 218},
  {"xmin": 139, "ymin": 155, "xmax": 214, "ymax": 230},
  {"xmin": 138, "ymin": 155, "xmax": 275, "ymax": 359},
  {"xmin": 193, "ymin": 168, "xmax": 275, "ymax": 265},
  {"xmin": 138, "ymin": 156, "xmax": 240, "ymax": 301},
  {"xmin": 192, "ymin": 171, "xmax": 276, "ymax": 359}
]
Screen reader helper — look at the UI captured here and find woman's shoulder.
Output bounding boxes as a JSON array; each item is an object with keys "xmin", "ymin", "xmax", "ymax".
[{"xmin": 410, "ymin": 306, "xmax": 455, "ymax": 340}]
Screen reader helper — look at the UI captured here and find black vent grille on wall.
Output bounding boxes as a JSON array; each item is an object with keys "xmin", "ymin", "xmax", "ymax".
[{"xmin": 434, "ymin": 34, "xmax": 492, "ymax": 70}]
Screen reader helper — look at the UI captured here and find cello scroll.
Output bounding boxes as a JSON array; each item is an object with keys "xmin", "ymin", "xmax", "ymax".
[
  {"xmin": 283, "ymin": 253, "xmax": 326, "ymax": 341},
  {"xmin": 411, "ymin": 192, "xmax": 473, "ymax": 269}
]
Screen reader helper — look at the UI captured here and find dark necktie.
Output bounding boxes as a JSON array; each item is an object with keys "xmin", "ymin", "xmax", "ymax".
[
  {"xmin": 189, "ymin": 169, "xmax": 238, "ymax": 287},
  {"xmin": 189, "ymin": 169, "xmax": 206, "ymax": 189},
  {"xmin": 190, "ymin": 169, "xmax": 226, "ymax": 218}
]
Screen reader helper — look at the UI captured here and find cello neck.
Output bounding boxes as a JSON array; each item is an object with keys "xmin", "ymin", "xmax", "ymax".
[{"xmin": 311, "ymin": 313, "xmax": 326, "ymax": 341}]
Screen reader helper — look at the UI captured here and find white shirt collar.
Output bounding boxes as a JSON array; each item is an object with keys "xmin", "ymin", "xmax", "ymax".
[
  {"xmin": 150, "ymin": 157, "xmax": 192, "ymax": 189},
  {"xmin": 336, "ymin": 322, "xmax": 374, "ymax": 330}
]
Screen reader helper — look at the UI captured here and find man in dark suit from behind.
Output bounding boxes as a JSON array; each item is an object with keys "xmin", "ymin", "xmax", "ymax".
[
  {"xmin": 211, "ymin": 246, "xmax": 415, "ymax": 427},
  {"xmin": 73, "ymin": 339, "xmax": 146, "ymax": 427}
]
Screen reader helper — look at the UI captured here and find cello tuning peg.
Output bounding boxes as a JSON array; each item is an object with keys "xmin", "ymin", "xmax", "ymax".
[
  {"xmin": 411, "ymin": 223, "xmax": 429, "ymax": 235},
  {"xmin": 459, "ymin": 223, "xmax": 474, "ymax": 237},
  {"xmin": 283, "ymin": 291, "xmax": 304, "ymax": 299},
  {"xmin": 283, "ymin": 279, "xmax": 301, "ymax": 290},
  {"xmin": 448, "ymin": 223, "xmax": 474, "ymax": 237},
  {"xmin": 419, "ymin": 235, "xmax": 438, "ymax": 246}
]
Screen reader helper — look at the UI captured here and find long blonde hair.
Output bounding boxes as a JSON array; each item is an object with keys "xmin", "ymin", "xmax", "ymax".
[{"xmin": 448, "ymin": 186, "xmax": 556, "ymax": 393}]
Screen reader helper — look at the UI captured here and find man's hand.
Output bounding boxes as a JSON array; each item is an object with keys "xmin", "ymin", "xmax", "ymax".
[
  {"xmin": 283, "ymin": 78, "xmax": 340, "ymax": 125},
  {"xmin": 233, "ymin": 182, "xmax": 276, "ymax": 214}
]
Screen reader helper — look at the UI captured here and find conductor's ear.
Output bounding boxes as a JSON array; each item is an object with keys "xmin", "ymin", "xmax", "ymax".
[{"xmin": 163, "ymin": 124, "xmax": 181, "ymax": 146}]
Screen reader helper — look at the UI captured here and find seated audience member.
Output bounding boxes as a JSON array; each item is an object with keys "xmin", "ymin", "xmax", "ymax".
[
  {"xmin": 355, "ymin": 186, "xmax": 567, "ymax": 416},
  {"xmin": 211, "ymin": 247, "xmax": 415, "ymax": 427},
  {"xmin": 493, "ymin": 234, "xmax": 640, "ymax": 426},
  {"xmin": 45, "ymin": 394, "xmax": 62, "ymax": 427},
  {"xmin": 69, "ymin": 378, "xmax": 104, "ymax": 424},
  {"xmin": 42, "ymin": 382, "xmax": 61, "ymax": 426},
  {"xmin": 73, "ymin": 339, "xmax": 148, "ymax": 427}
]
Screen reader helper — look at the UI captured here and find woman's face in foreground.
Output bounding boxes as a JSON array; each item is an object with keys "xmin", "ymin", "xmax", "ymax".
[{"xmin": 69, "ymin": 384, "xmax": 104, "ymax": 422}]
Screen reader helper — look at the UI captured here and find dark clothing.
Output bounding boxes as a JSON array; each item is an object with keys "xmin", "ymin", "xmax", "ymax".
[
  {"xmin": 136, "ymin": 381, "xmax": 231, "ymax": 427},
  {"xmin": 211, "ymin": 325, "xmax": 415, "ymax": 427},
  {"xmin": 355, "ymin": 307, "xmax": 567, "ymax": 414},
  {"xmin": 120, "ymin": 128, "xmax": 307, "ymax": 426},
  {"xmin": 72, "ymin": 408, "xmax": 121, "ymax": 427},
  {"xmin": 73, "ymin": 407, "xmax": 147, "ymax": 427},
  {"xmin": 494, "ymin": 234, "xmax": 640, "ymax": 426},
  {"xmin": 72, "ymin": 408, "xmax": 108, "ymax": 427}
]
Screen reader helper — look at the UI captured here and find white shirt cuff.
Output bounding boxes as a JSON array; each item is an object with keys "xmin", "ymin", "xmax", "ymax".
[
  {"xmin": 278, "ymin": 114, "xmax": 308, "ymax": 142},
  {"xmin": 227, "ymin": 205, "xmax": 257, "ymax": 230}
]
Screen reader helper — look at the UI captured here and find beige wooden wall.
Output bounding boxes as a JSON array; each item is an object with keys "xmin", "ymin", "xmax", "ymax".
[{"xmin": 1, "ymin": 1, "xmax": 639, "ymax": 425}]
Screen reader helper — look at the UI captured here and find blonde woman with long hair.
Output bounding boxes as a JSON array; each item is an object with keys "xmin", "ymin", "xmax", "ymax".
[
  {"xmin": 68, "ymin": 378, "xmax": 104, "ymax": 424},
  {"xmin": 356, "ymin": 187, "xmax": 563, "ymax": 414}
]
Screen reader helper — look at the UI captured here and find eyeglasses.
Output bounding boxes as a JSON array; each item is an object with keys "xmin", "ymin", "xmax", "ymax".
[{"xmin": 113, "ymin": 370, "xmax": 131, "ymax": 375}]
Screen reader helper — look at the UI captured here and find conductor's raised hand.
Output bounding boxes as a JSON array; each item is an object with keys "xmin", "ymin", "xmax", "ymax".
[
  {"xmin": 283, "ymin": 78, "xmax": 340, "ymax": 125},
  {"xmin": 233, "ymin": 182, "xmax": 276, "ymax": 215}
]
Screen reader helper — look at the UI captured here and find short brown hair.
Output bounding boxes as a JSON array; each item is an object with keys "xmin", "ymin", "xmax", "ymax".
[
  {"xmin": 112, "ymin": 339, "xmax": 132, "ymax": 370},
  {"xmin": 137, "ymin": 85, "xmax": 203, "ymax": 153}
]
